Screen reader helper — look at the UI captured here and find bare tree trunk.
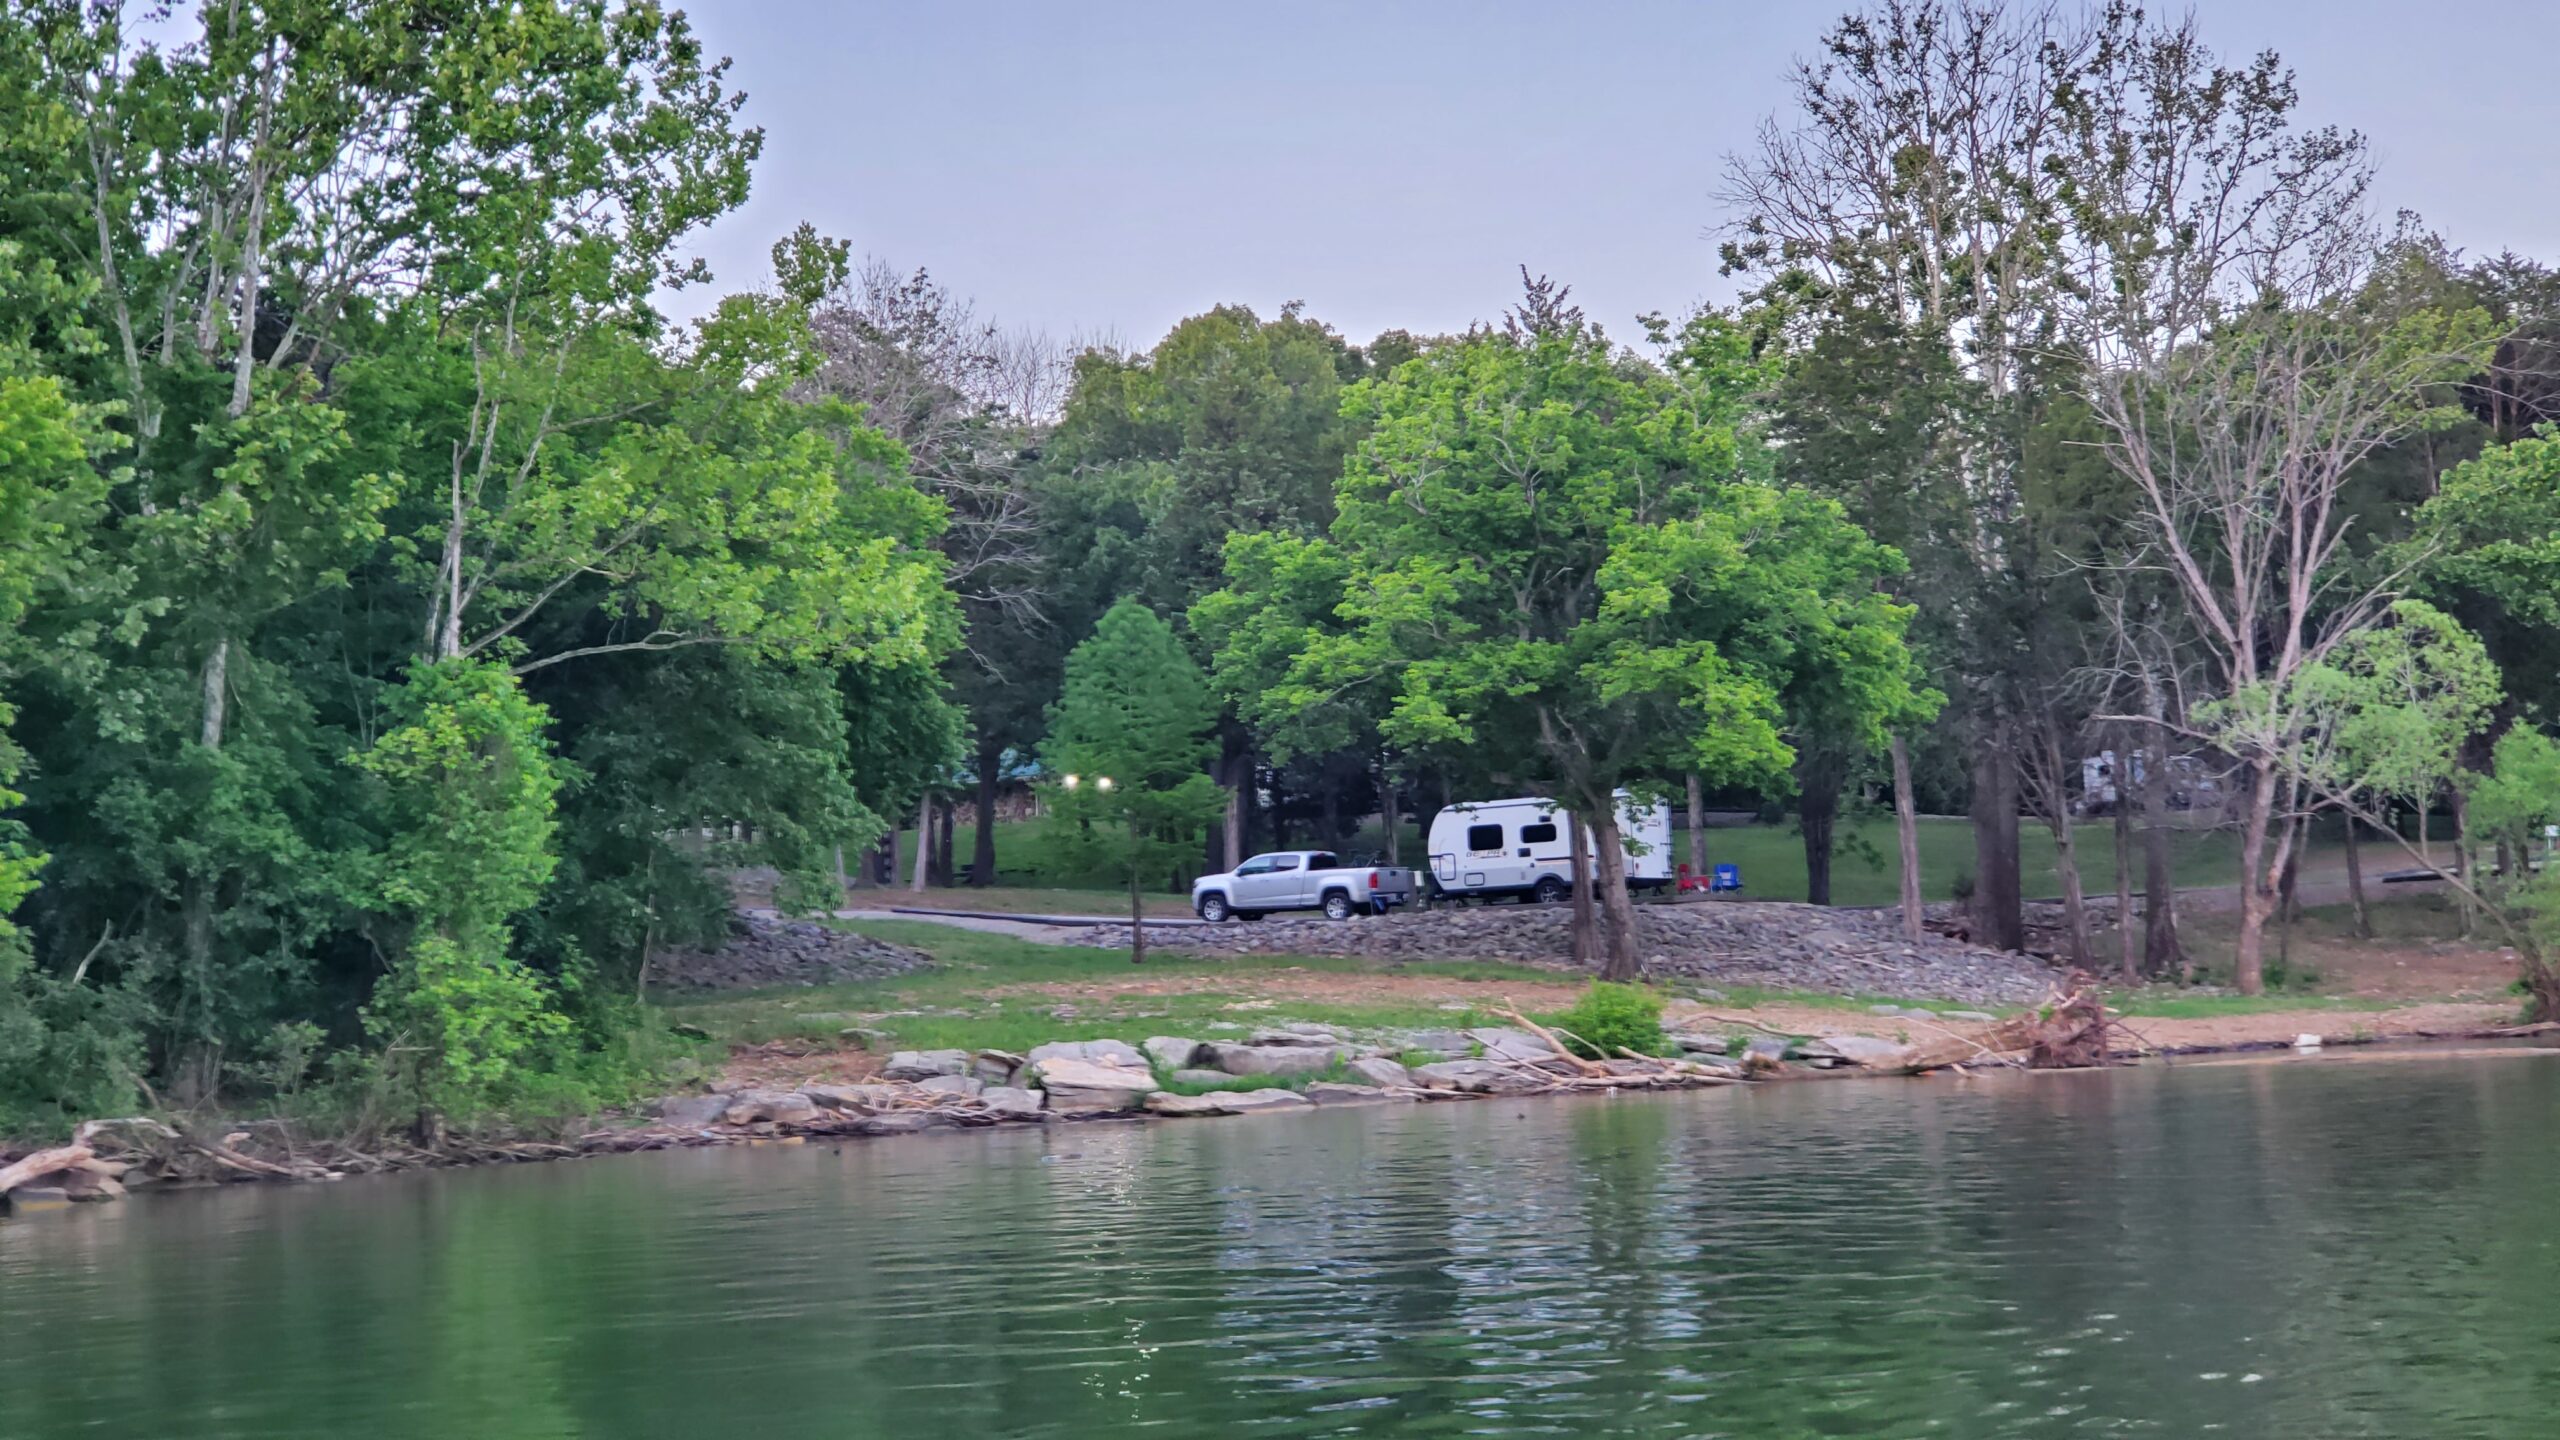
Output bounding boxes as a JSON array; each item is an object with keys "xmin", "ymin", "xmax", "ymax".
[
  {"xmin": 972, "ymin": 739, "xmax": 1002, "ymax": 887},
  {"xmin": 1890, "ymin": 737, "xmax": 1923, "ymax": 941},
  {"xmin": 833, "ymin": 843, "xmax": 851, "ymax": 906},
  {"xmin": 201, "ymin": 637, "xmax": 231, "ymax": 750},
  {"xmin": 907, "ymin": 796, "xmax": 931, "ymax": 894},
  {"xmin": 2112, "ymin": 754, "xmax": 2136, "ymax": 979},
  {"xmin": 1686, "ymin": 772, "xmax": 1709, "ymax": 882},
  {"xmin": 1565, "ymin": 809, "xmax": 1596, "ymax": 969},
  {"xmin": 1970, "ymin": 738, "xmax": 2026, "ymax": 951},
  {"xmin": 2037, "ymin": 724, "xmax": 2095, "ymax": 969},
  {"xmin": 1590, "ymin": 807, "xmax": 1644, "ymax": 983},
  {"xmin": 2342, "ymin": 807, "xmax": 2371, "ymax": 937},
  {"xmin": 2138, "ymin": 737, "xmax": 2185, "ymax": 979},
  {"xmin": 1218, "ymin": 736, "xmax": 1249, "ymax": 871},
  {"xmin": 2231, "ymin": 760, "xmax": 2282, "ymax": 995}
]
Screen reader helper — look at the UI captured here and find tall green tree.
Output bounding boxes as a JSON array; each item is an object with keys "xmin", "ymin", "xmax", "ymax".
[
  {"xmin": 1041, "ymin": 600, "xmax": 1223, "ymax": 963},
  {"xmin": 1234, "ymin": 286, "xmax": 1929, "ymax": 978}
]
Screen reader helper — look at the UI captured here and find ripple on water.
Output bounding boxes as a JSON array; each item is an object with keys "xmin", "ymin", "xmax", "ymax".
[{"xmin": 6, "ymin": 1054, "xmax": 2560, "ymax": 1438}]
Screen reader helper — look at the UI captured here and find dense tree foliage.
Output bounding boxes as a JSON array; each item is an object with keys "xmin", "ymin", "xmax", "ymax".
[{"xmin": 8, "ymin": 0, "xmax": 2560, "ymax": 1135}]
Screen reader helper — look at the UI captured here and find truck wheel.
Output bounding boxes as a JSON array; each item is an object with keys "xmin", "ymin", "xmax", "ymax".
[
  {"xmin": 1533, "ymin": 875, "xmax": 1568, "ymax": 905},
  {"xmin": 1321, "ymin": 891, "xmax": 1355, "ymax": 921},
  {"xmin": 1196, "ymin": 893, "xmax": 1230, "ymax": 923}
]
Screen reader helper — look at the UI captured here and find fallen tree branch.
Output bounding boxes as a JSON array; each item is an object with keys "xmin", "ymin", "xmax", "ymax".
[{"xmin": 1493, "ymin": 1001, "xmax": 1608, "ymax": 1076}]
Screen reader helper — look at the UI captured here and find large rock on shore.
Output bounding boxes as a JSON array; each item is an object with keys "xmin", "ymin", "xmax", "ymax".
[
  {"xmin": 982, "ymin": 1086, "xmax": 1045, "ymax": 1117},
  {"xmin": 1029, "ymin": 1039, "xmax": 1148, "ymax": 1070},
  {"xmin": 1345, "ymin": 1056, "xmax": 1414, "ymax": 1089},
  {"xmin": 1800, "ymin": 1035, "xmax": 1916, "ymax": 1069},
  {"xmin": 1143, "ymin": 1036, "xmax": 1204, "ymax": 1069},
  {"xmin": 1032, "ymin": 1056, "xmax": 1157, "ymax": 1113},
  {"xmin": 1148, "ymin": 1088, "xmax": 1311, "ymax": 1116},
  {"xmin": 1207, "ymin": 1043, "xmax": 1345, "ymax": 1078},
  {"xmin": 650, "ymin": 1094, "xmax": 735, "ymax": 1127},
  {"xmin": 722, "ymin": 1089, "xmax": 819, "ymax": 1125},
  {"xmin": 882, "ymin": 1050, "xmax": 970, "ymax": 1081},
  {"xmin": 1466, "ymin": 1027, "xmax": 1555, "ymax": 1062},
  {"xmin": 1409, "ymin": 1060, "xmax": 1507, "ymax": 1093}
]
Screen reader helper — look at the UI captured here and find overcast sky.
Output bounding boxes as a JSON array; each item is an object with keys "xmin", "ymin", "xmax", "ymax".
[{"xmin": 671, "ymin": 1, "xmax": 2560, "ymax": 350}]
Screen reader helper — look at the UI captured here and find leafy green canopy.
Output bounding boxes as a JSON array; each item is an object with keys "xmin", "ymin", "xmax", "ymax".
[
  {"xmin": 0, "ymin": 1, "xmax": 961, "ymax": 1129},
  {"xmin": 2412, "ymin": 433, "xmax": 2560, "ymax": 724},
  {"xmin": 1232, "ymin": 312, "xmax": 1932, "ymax": 811}
]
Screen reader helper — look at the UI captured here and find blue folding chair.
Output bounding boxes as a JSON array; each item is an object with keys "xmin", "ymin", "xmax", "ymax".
[{"xmin": 1711, "ymin": 863, "xmax": 1743, "ymax": 893}]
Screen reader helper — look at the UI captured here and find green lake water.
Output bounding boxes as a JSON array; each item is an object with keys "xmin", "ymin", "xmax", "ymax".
[{"xmin": 6, "ymin": 1051, "xmax": 2560, "ymax": 1438}]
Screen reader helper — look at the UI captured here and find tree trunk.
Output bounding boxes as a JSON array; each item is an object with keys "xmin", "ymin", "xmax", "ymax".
[
  {"xmin": 2138, "ymin": 738, "xmax": 2185, "ymax": 979},
  {"xmin": 1890, "ymin": 738, "xmax": 1923, "ymax": 941},
  {"xmin": 2112, "ymin": 762, "xmax": 2135, "ymax": 980},
  {"xmin": 2231, "ymin": 760, "xmax": 2282, "ymax": 995},
  {"xmin": 1969, "ymin": 739, "xmax": 2026, "ymax": 951},
  {"xmin": 1686, "ymin": 772, "xmax": 1709, "ymax": 882},
  {"xmin": 1127, "ymin": 863, "xmax": 1147, "ymax": 966},
  {"xmin": 1320, "ymin": 781, "xmax": 1342, "ymax": 853},
  {"xmin": 2038, "ymin": 725, "xmax": 2094, "ymax": 969},
  {"xmin": 907, "ymin": 796, "xmax": 931, "ymax": 893},
  {"xmin": 934, "ymin": 793, "xmax": 956, "ymax": 887},
  {"xmin": 2453, "ymin": 784, "xmax": 2475, "ymax": 937},
  {"xmin": 2342, "ymin": 809, "xmax": 2371, "ymax": 938},
  {"xmin": 833, "ymin": 843, "xmax": 851, "ymax": 906},
  {"xmin": 201, "ymin": 637, "xmax": 231, "ymax": 750},
  {"xmin": 1565, "ymin": 808, "xmax": 1596, "ymax": 969},
  {"xmin": 1217, "ymin": 735, "xmax": 1249, "ymax": 872},
  {"xmin": 1380, "ymin": 761, "xmax": 1400, "ymax": 865},
  {"xmin": 1590, "ymin": 806, "xmax": 1643, "ymax": 983},
  {"xmin": 1798, "ymin": 750, "xmax": 1840, "ymax": 907},
  {"xmin": 972, "ymin": 739, "xmax": 1002, "ymax": 887}
]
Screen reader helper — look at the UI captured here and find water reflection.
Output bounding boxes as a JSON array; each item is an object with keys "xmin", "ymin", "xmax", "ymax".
[{"xmin": 6, "ymin": 1053, "xmax": 2559, "ymax": 1438}]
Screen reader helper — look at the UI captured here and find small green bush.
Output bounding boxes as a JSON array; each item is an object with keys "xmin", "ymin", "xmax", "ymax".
[{"xmin": 1549, "ymin": 982, "xmax": 1666, "ymax": 1060}]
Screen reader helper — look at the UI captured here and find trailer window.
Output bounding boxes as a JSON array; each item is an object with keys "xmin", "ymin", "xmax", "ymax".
[
  {"xmin": 1465, "ymin": 824, "xmax": 1503, "ymax": 851},
  {"xmin": 1518, "ymin": 822, "xmax": 1558, "ymax": 845}
]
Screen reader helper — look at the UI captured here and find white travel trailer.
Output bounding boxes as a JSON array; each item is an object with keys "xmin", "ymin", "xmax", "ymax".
[{"xmin": 1424, "ymin": 791, "xmax": 1675, "ymax": 903}]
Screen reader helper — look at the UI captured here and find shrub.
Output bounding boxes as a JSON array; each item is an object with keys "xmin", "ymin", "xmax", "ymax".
[{"xmin": 1549, "ymin": 982, "xmax": 1665, "ymax": 1059}]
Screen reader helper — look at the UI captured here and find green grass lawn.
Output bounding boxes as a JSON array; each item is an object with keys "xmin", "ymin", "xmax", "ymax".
[
  {"xmin": 896, "ymin": 812, "xmax": 2355, "ymax": 910},
  {"xmin": 662, "ymin": 921, "xmax": 1571, "ymax": 1056}
]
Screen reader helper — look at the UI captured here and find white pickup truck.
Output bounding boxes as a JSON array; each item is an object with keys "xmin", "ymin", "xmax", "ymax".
[{"xmin": 1192, "ymin": 851, "xmax": 1418, "ymax": 922}]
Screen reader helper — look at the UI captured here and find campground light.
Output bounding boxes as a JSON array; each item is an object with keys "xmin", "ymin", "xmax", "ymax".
[
  {"xmin": 1062, "ymin": 774, "xmax": 1080, "ymax": 790},
  {"xmin": 1096, "ymin": 776, "xmax": 1115, "ymax": 792}
]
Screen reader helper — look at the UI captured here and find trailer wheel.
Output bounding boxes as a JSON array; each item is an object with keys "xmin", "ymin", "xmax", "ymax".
[
  {"xmin": 1321, "ymin": 890, "xmax": 1355, "ymax": 921},
  {"xmin": 1532, "ymin": 875, "xmax": 1568, "ymax": 905}
]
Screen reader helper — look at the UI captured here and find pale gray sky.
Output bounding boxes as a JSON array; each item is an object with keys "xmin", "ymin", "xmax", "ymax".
[{"xmin": 673, "ymin": 1, "xmax": 2560, "ymax": 348}]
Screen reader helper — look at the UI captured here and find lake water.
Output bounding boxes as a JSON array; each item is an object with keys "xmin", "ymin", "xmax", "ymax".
[{"xmin": 6, "ymin": 1050, "xmax": 2559, "ymax": 1438}]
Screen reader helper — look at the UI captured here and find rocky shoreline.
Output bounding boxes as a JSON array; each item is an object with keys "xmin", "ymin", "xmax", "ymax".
[
  {"xmin": 1077, "ymin": 900, "xmax": 2059, "ymax": 1006},
  {"xmin": 7, "ymin": 1011, "xmax": 2545, "ymax": 1215}
]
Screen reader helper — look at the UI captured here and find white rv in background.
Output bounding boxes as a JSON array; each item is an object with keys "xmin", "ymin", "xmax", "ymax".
[{"xmin": 1424, "ymin": 791, "xmax": 1674, "ymax": 903}]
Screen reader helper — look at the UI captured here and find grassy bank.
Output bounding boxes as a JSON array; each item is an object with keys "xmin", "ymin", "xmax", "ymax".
[{"xmin": 898, "ymin": 813, "xmax": 2381, "ymax": 910}]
